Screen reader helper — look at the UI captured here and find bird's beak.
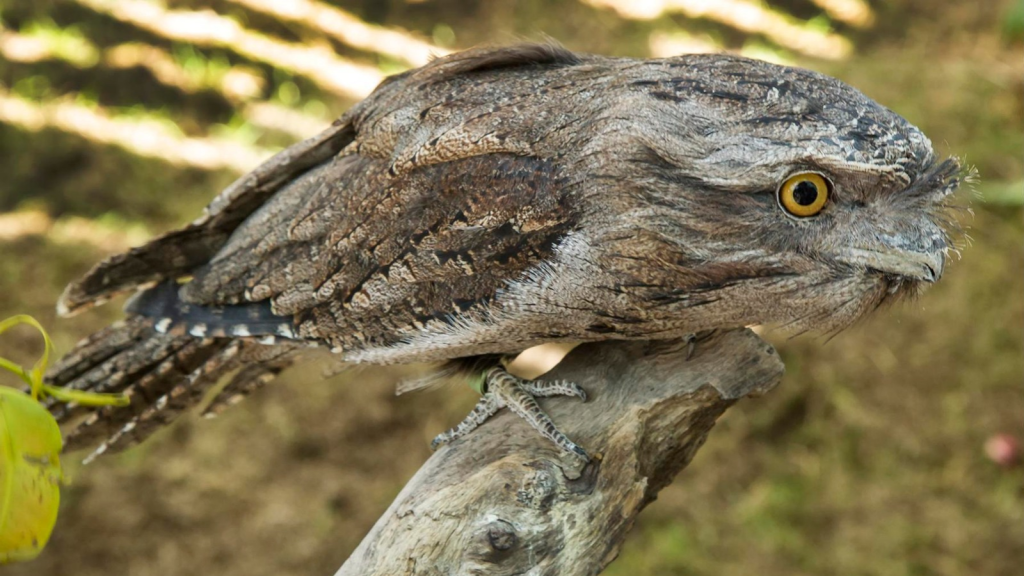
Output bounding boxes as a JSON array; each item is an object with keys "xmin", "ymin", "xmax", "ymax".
[{"xmin": 837, "ymin": 247, "xmax": 945, "ymax": 283}]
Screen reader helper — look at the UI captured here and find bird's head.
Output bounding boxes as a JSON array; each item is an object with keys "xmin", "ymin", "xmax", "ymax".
[{"xmin": 612, "ymin": 54, "xmax": 968, "ymax": 334}]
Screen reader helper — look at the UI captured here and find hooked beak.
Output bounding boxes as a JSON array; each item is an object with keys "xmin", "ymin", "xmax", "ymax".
[
  {"xmin": 833, "ymin": 158, "xmax": 962, "ymax": 286},
  {"xmin": 838, "ymin": 247, "xmax": 945, "ymax": 283}
]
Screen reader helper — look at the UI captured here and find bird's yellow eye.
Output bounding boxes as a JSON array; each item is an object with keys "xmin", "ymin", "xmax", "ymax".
[{"xmin": 778, "ymin": 172, "xmax": 830, "ymax": 217}]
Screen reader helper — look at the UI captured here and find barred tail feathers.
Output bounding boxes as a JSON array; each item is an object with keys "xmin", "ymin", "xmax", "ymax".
[{"xmin": 47, "ymin": 316, "xmax": 300, "ymax": 461}]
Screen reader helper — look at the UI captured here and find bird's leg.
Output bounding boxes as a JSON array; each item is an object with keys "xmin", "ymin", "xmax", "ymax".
[
  {"xmin": 429, "ymin": 393, "xmax": 501, "ymax": 450},
  {"xmin": 431, "ymin": 366, "xmax": 590, "ymax": 460}
]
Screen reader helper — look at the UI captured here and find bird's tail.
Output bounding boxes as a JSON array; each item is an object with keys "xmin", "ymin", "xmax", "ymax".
[{"xmin": 46, "ymin": 316, "xmax": 299, "ymax": 462}]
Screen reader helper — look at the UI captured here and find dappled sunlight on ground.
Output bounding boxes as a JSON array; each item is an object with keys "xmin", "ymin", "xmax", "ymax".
[
  {"xmin": 224, "ymin": 0, "xmax": 449, "ymax": 67},
  {"xmin": 74, "ymin": 0, "xmax": 385, "ymax": 99},
  {"xmin": 0, "ymin": 86, "xmax": 274, "ymax": 171},
  {"xmin": 583, "ymin": 0, "xmax": 853, "ymax": 58}
]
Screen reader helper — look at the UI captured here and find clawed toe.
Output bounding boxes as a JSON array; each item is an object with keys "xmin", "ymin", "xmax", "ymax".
[
  {"xmin": 519, "ymin": 378, "xmax": 587, "ymax": 401},
  {"xmin": 430, "ymin": 366, "xmax": 589, "ymax": 460}
]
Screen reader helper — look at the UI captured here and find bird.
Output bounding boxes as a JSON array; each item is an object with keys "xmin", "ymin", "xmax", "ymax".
[{"xmin": 46, "ymin": 43, "xmax": 963, "ymax": 462}]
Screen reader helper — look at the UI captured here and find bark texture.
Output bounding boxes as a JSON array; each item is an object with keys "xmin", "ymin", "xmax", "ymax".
[{"xmin": 336, "ymin": 328, "xmax": 784, "ymax": 576}]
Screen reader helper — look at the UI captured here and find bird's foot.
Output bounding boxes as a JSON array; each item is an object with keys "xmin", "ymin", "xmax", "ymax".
[{"xmin": 431, "ymin": 366, "xmax": 590, "ymax": 460}]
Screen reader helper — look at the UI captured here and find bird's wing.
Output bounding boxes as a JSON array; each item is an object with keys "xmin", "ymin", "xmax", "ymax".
[
  {"xmin": 118, "ymin": 44, "xmax": 598, "ymax": 354},
  {"xmin": 170, "ymin": 148, "xmax": 579, "ymax": 353},
  {"xmin": 57, "ymin": 43, "xmax": 595, "ymax": 317},
  {"xmin": 57, "ymin": 120, "xmax": 355, "ymax": 317}
]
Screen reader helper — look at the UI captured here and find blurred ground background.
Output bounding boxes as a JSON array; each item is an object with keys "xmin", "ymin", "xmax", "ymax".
[{"xmin": 0, "ymin": 0, "xmax": 1022, "ymax": 575}]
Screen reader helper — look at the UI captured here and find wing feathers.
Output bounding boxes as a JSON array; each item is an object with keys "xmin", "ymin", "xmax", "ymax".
[
  {"xmin": 60, "ymin": 43, "xmax": 594, "ymax": 361},
  {"xmin": 125, "ymin": 281, "xmax": 296, "ymax": 340},
  {"xmin": 57, "ymin": 120, "xmax": 355, "ymax": 316}
]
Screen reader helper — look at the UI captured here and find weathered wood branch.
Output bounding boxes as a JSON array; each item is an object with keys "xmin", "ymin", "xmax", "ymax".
[{"xmin": 336, "ymin": 328, "xmax": 784, "ymax": 576}]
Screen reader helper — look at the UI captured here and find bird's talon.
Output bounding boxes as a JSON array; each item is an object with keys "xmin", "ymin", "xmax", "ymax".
[
  {"xmin": 431, "ymin": 367, "xmax": 589, "ymax": 457},
  {"xmin": 569, "ymin": 443, "xmax": 590, "ymax": 461}
]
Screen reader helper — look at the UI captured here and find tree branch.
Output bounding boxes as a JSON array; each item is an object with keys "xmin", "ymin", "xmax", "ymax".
[{"xmin": 336, "ymin": 328, "xmax": 784, "ymax": 576}]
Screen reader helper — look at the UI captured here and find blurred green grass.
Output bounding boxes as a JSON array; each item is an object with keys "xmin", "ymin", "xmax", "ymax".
[{"xmin": 1, "ymin": 1, "xmax": 1021, "ymax": 575}]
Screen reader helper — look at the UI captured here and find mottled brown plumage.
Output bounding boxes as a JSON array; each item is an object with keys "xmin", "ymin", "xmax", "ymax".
[{"xmin": 48, "ymin": 44, "xmax": 962, "ymax": 460}]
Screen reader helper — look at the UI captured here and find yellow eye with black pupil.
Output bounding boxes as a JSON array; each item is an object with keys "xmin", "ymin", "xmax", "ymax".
[{"xmin": 778, "ymin": 172, "xmax": 830, "ymax": 217}]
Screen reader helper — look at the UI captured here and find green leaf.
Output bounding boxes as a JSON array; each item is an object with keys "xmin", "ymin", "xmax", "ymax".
[
  {"xmin": 0, "ymin": 314, "xmax": 131, "ymax": 563},
  {"xmin": 0, "ymin": 387, "xmax": 62, "ymax": 564}
]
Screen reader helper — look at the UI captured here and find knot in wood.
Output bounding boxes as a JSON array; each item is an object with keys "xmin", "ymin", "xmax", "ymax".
[{"xmin": 485, "ymin": 519, "xmax": 518, "ymax": 551}]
